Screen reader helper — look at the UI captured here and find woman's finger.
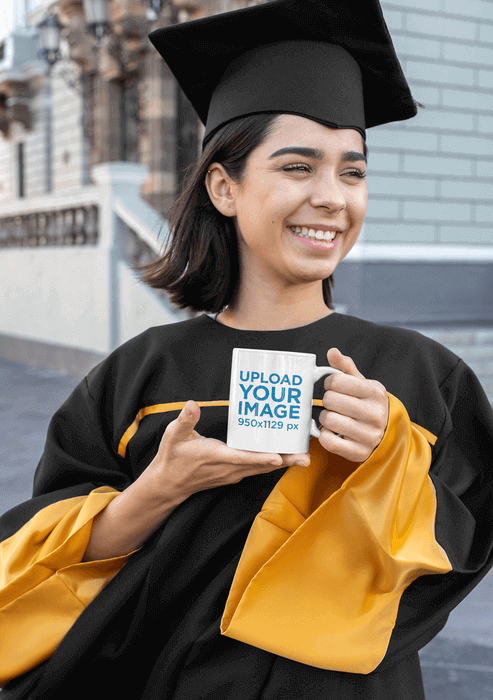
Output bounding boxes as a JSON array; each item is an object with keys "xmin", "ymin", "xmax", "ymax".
[
  {"xmin": 326, "ymin": 348, "xmax": 366, "ymax": 380},
  {"xmin": 227, "ymin": 446, "xmax": 284, "ymax": 468},
  {"xmin": 319, "ymin": 409, "xmax": 365, "ymax": 443},
  {"xmin": 322, "ymin": 390, "xmax": 371, "ymax": 421},
  {"xmin": 280, "ymin": 453, "xmax": 311, "ymax": 468},
  {"xmin": 167, "ymin": 400, "xmax": 201, "ymax": 441},
  {"xmin": 320, "ymin": 408, "xmax": 385, "ymax": 448},
  {"xmin": 318, "ymin": 351, "xmax": 389, "ymax": 462},
  {"xmin": 318, "ymin": 428, "xmax": 370, "ymax": 463},
  {"xmin": 160, "ymin": 405, "xmax": 281, "ymax": 475}
]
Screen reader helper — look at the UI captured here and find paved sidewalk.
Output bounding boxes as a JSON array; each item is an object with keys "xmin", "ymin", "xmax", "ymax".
[
  {"xmin": 0, "ymin": 358, "xmax": 79, "ymax": 514},
  {"xmin": 1, "ymin": 356, "xmax": 493, "ymax": 698}
]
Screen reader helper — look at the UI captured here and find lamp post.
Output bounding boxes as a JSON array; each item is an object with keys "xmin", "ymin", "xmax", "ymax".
[
  {"xmin": 81, "ymin": 0, "xmax": 111, "ymax": 46},
  {"xmin": 38, "ymin": 13, "xmax": 63, "ymax": 67},
  {"xmin": 79, "ymin": 0, "xmax": 112, "ymax": 183},
  {"xmin": 38, "ymin": 3, "xmax": 109, "ymax": 189},
  {"xmin": 144, "ymin": 0, "xmax": 198, "ymax": 196},
  {"xmin": 37, "ymin": 14, "xmax": 64, "ymax": 194},
  {"xmin": 146, "ymin": 0, "xmax": 167, "ymax": 21}
]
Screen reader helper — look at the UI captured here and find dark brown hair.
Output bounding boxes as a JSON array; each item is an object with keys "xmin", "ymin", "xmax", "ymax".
[{"xmin": 137, "ymin": 113, "xmax": 337, "ymax": 314}]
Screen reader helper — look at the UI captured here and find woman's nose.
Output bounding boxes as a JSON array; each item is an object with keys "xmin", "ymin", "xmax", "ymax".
[{"xmin": 309, "ymin": 175, "xmax": 346, "ymax": 212}]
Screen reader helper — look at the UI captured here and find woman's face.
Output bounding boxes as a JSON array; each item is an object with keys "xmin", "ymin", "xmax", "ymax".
[{"xmin": 220, "ymin": 114, "xmax": 368, "ymax": 289}]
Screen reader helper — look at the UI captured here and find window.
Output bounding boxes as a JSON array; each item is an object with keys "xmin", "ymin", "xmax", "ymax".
[{"xmin": 120, "ymin": 76, "xmax": 140, "ymax": 163}]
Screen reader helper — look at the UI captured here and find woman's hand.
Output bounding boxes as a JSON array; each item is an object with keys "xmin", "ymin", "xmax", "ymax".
[
  {"xmin": 318, "ymin": 348, "xmax": 389, "ymax": 463},
  {"xmin": 147, "ymin": 401, "xmax": 311, "ymax": 503},
  {"xmin": 84, "ymin": 402, "xmax": 310, "ymax": 561}
]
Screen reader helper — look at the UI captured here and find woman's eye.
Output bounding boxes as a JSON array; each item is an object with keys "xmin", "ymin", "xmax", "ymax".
[
  {"xmin": 282, "ymin": 164, "xmax": 311, "ymax": 173},
  {"xmin": 343, "ymin": 169, "xmax": 366, "ymax": 179}
]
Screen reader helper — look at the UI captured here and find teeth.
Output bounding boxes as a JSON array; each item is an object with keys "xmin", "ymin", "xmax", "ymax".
[{"xmin": 289, "ymin": 226, "xmax": 337, "ymax": 242}]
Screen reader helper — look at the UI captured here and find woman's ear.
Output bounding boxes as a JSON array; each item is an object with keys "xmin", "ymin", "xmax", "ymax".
[{"xmin": 205, "ymin": 163, "xmax": 238, "ymax": 217}]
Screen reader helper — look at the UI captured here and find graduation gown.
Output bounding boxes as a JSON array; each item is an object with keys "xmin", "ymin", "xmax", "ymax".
[{"xmin": 1, "ymin": 312, "xmax": 493, "ymax": 699}]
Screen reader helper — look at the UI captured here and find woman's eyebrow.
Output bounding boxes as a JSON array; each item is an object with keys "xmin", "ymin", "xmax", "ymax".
[
  {"xmin": 342, "ymin": 150, "xmax": 367, "ymax": 164},
  {"xmin": 268, "ymin": 147, "xmax": 367, "ymax": 163},
  {"xmin": 268, "ymin": 147, "xmax": 323, "ymax": 159}
]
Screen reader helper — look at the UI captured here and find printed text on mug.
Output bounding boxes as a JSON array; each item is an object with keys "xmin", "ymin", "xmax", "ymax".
[{"xmin": 236, "ymin": 371, "xmax": 303, "ymax": 422}]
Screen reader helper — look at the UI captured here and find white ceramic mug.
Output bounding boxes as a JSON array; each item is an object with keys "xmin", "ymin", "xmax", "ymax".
[{"xmin": 226, "ymin": 348, "xmax": 342, "ymax": 454}]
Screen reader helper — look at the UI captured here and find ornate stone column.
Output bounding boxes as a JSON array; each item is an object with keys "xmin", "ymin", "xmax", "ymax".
[{"xmin": 58, "ymin": 0, "xmax": 148, "ymax": 173}]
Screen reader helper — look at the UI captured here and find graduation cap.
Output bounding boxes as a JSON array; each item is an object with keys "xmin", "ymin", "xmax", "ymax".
[{"xmin": 149, "ymin": 0, "xmax": 417, "ymax": 147}]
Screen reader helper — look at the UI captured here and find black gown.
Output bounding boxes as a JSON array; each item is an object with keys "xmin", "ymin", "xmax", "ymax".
[{"xmin": 2, "ymin": 312, "xmax": 493, "ymax": 699}]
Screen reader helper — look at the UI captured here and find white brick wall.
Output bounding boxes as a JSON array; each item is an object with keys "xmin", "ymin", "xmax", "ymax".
[
  {"xmin": 444, "ymin": 0, "xmax": 493, "ymax": 22},
  {"xmin": 477, "ymin": 161, "xmax": 493, "ymax": 177},
  {"xmin": 406, "ymin": 13, "xmax": 477, "ymax": 40},
  {"xmin": 440, "ymin": 133, "xmax": 493, "ymax": 156},
  {"xmin": 365, "ymin": 0, "xmax": 493, "ymax": 246},
  {"xmin": 403, "ymin": 154, "xmax": 473, "ymax": 176},
  {"xmin": 440, "ymin": 224, "xmax": 493, "ymax": 243},
  {"xmin": 387, "ymin": 0, "xmax": 441, "ymax": 12}
]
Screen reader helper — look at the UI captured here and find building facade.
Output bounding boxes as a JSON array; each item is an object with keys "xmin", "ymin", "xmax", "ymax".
[
  {"xmin": 0, "ymin": 0, "xmax": 492, "ymax": 329},
  {"xmin": 340, "ymin": 0, "xmax": 493, "ymax": 325},
  {"xmin": 0, "ymin": 0, "xmax": 248, "ymax": 211}
]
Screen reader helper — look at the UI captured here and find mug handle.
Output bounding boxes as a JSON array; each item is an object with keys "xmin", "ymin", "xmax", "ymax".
[{"xmin": 310, "ymin": 366, "xmax": 343, "ymax": 439}]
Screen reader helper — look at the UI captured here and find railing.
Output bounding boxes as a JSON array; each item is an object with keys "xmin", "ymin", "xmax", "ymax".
[
  {"xmin": 117, "ymin": 215, "xmax": 155, "ymax": 266},
  {"xmin": 0, "ymin": 162, "xmax": 193, "ymax": 359},
  {"xmin": 116, "ymin": 214, "xmax": 177, "ymax": 310},
  {"xmin": 0, "ymin": 205, "xmax": 99, "ymax": 247}
]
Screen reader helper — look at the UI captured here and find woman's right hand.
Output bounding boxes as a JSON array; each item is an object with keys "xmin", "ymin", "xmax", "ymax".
[
  {"xmin": 146, "ymin": 400, "xmax": 311, "ymax": 502},
  {"xmin": 84, "ymin": 400, "xmax": 310, "ymax": 561}
]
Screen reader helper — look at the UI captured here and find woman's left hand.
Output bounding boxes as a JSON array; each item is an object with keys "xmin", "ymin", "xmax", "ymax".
[{"xmin": 318, "ymin": 348, "xmax": 389, "ymax": 463}]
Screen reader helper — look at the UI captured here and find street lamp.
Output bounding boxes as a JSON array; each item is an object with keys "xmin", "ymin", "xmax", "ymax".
[
  {"xmin": 149, "ymin": 0, "xmax": 166, "ymax": 14},
  {"xmin": 82, "ymin": 0, "xmax": 111, "ymax": 44},
  {"xmin": 37, "ymin": 13, "xmax": 63, "ymax": 67},
  {"xmin": 145, "ymin": 0, "xmax": 165, "ymax": 22},
  {"xmin": 37, "ymin": 13, "xmax": 66, "ymax": 194}
]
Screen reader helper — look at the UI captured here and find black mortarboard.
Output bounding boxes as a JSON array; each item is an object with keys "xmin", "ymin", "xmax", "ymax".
[{"xmin": 149, "ymin": 0, "xmax": 417, "ymax": 147}]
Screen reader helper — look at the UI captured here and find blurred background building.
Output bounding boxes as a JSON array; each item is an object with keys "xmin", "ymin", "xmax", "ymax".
[{"xmin": 0, "ymin": 0, "xmax": 492, "ymax": 399}]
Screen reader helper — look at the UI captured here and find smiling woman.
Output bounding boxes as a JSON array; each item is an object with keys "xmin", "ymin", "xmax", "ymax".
[
  {"xmin": 206, "ymin": 117, "xmax": 368, "ymax": 330},
  {"xmin": 139, "ymin": 113, "xmax": 368, "ymax": 331},
  {"xmin": 1, "ymin": 1, "xmax": 493, "ymax": 700}
]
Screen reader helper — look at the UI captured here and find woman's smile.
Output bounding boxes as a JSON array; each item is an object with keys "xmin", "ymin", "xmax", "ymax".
[{"xmin": 286, "ymin": 225, "xmax": 342, "ymax": 250}]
